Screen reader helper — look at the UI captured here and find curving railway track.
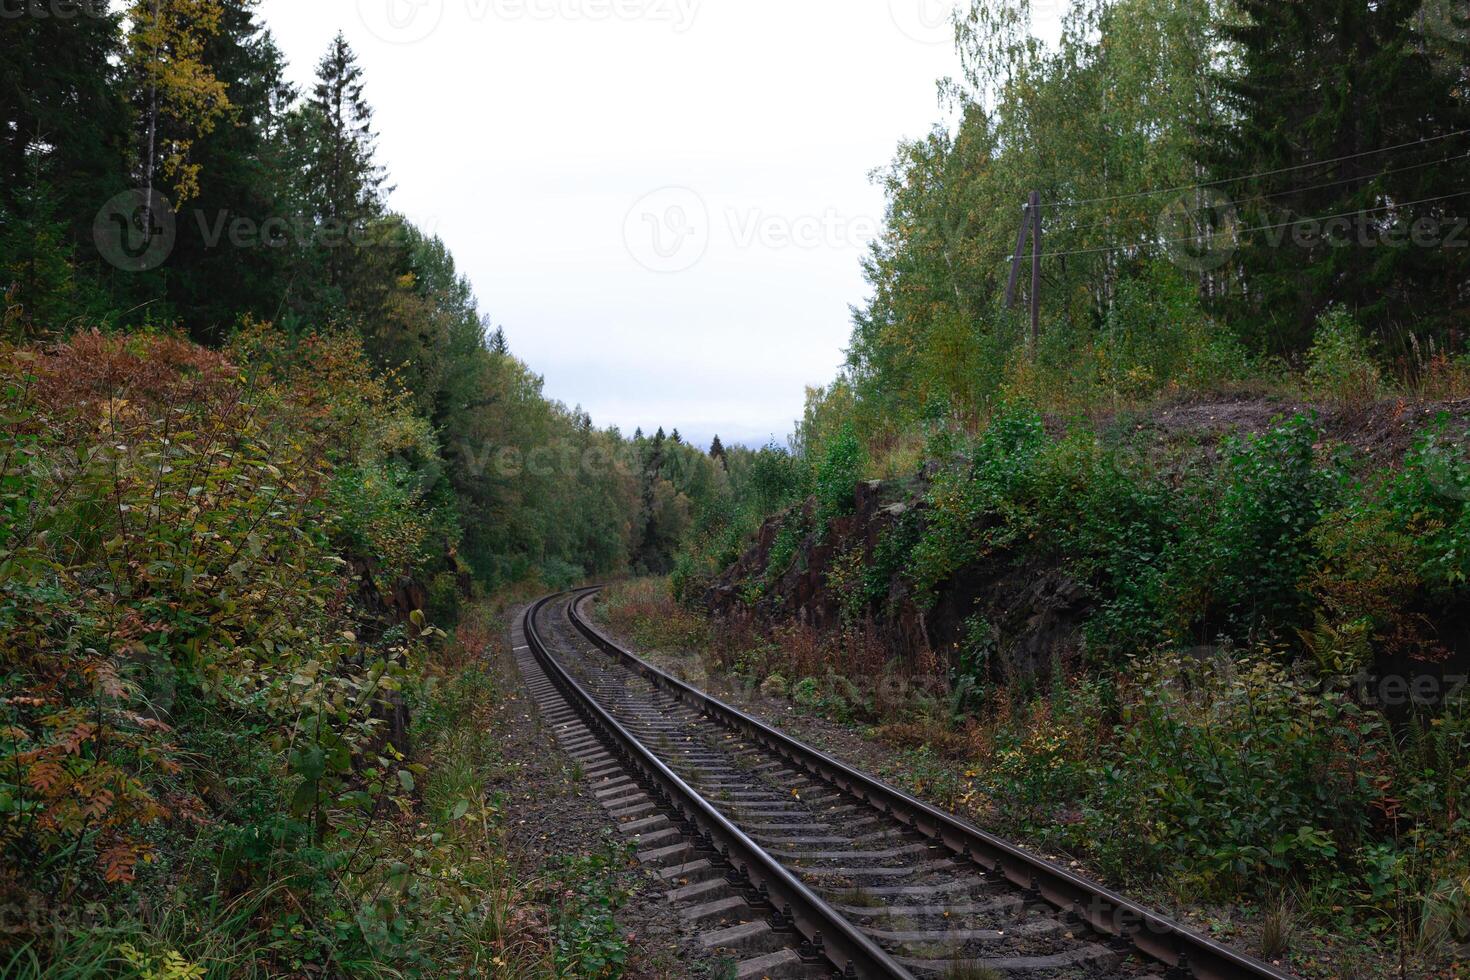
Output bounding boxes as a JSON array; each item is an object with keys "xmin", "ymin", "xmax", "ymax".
[{"xmin": 516, "ymin": 589, "xmax": 1297, "ymax": 980}]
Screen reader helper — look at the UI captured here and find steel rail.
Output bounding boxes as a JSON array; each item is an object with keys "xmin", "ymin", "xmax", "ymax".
[
  {"xmin": 524, "ymin": 591, "xmax": 914, "ymax": 980},
  {"xmin": 567, "ymin": 589, "xmax": 1298, "ymax": 980}
]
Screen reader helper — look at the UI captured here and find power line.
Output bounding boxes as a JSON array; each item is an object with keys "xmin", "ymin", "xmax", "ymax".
[
  {"xmin": 1042, "ymin": 151, "xmax": 1470, "ymax": 236},
  {"xmin": 1003, "ymin": 188, "xmax": 1470, "ymax": 263},
  {"xmin": 1038, "ymin": 128, "xmax": 1470, "ymax": 210}
]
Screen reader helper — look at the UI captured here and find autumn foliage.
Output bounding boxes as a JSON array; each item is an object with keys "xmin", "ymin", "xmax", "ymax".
[{"xmin": 0, "ymin": 327, "xmax": 446, "ymax": 955}]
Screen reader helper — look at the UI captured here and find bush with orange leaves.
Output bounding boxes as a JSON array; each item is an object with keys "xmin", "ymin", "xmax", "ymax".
[{"xmin": 0, "ymin": 327, "xmax": 447, "ymax": 949}]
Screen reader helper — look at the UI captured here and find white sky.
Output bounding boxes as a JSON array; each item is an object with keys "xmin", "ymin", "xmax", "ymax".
[{"xmin": 256, "ymin": 0, "xmax": 969, "ymax": 448}]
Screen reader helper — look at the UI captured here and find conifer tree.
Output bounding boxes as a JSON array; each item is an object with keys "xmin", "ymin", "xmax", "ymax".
[
  {"xmin": 309, "ymin": 34, "xmax": 384, "ymax": 224},
  {"xmin": 0, "ymin": 7, "xmax": 130, "ymax": 331},
  {"xmin": 1207, "ymin": 0, "xmax": 1470, "ymax": 349},
  {"xmin": 165, "ymin": 0, "xmax": 297, "ymax": 340},
  {"xmin": 289, "ymin": 33, "xmax": 387, "ymax": 309}
]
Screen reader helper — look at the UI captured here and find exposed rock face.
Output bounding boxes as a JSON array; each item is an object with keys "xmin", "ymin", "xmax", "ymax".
[{"xmin": 704, "ymin": 479, "xmax": 1092, "ymax": 684}]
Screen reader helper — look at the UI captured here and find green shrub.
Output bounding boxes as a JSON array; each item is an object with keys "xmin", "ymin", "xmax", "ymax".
[
  {"xmin": 1389, "ymin": 419, "xmax": 1470, "ymax": 593},
  {"xmin": 1305, "ymin": 306, "xmax": 1381, "ymax": 405},
  {"xmin": 748, "ymin": 441, "xmax": 805, "ymax": 516},
  {"xmin": 1098, "ymin": 266, "xmax": 1207, "ymax": 399},
  {"xmin": 1103, "ymin": 654, "xmax": 1377, "ymax": 895},
  {"xmin": 550, "ymin": 836, "xmax": 635, "ymax": 979},
  {"xmin": 828, "ymin": 544, "xmax": 871, "ymax": 624},
  {"xmin": 814, "ymin": 425, "xmax": 866, "ymax": 530},
  {"xmin": 1211, "ymin": 415, "xmax": 1343, "ymax": 635},
  {"xmin": 949, "ymin": 614, "xmax": 995, "ymax": 717},
  {"xmin": 909, "ymin": 403, "xmax": 1049, "ymax": 600},
  {"xmin": 1032, "ymin": 430, "xmax": 1200, "ymax": 657},
  {"xmin": 763, "ymin": 508, "xmax": 811, "ymax": 588}
]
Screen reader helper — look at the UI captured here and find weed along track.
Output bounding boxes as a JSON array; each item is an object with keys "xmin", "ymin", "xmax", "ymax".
[{"xmin": 523, "ymin": 590, "xmax": 1297, "ymax": 980}]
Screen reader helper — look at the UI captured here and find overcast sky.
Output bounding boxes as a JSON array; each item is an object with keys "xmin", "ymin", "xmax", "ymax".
[{"xmin": 256, "ymin": 0, "xmax": 968, "ymax": 448}]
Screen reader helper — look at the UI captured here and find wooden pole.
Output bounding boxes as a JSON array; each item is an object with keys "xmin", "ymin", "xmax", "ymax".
[
  {"xmin": 1029, "ymin": 189, "xmax": 1042, "ymax": 355},
  {"xmin": 1005, "ymin": 200, "xmax": 1030, "ymax": 309}
]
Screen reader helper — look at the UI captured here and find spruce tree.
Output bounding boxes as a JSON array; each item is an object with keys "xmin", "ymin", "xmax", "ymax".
[
  {"xmin": 165, "ymin": 0, "xmax": 297, "ymax": 341},
  {"xmin": 289, "ymin": 33, "xmax": 387, "ymax": 313},
  {"xmin": 309, "ymin": 33, "xmax": 385, "ymax": 226},
  {"xmin": 1207, "ymin": 0, "xmax": 1470, "ymax": 351},
  {"xmin": 709, "ymin": 435, "xmax": 728, "ymax": 469},
  {"xmin": 0, "ymin": 9, "xmax": 131, "ymax": 328}
]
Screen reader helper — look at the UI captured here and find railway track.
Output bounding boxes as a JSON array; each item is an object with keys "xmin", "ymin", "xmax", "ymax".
[{"xmin": 520, "ymin": 589, "xmax": 1297, "ymax": 980}]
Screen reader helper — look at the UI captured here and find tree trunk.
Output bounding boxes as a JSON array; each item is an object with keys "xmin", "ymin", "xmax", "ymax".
[{"xmin": 141, "ymin": 0, "xmax": 161, "ymax": 250}]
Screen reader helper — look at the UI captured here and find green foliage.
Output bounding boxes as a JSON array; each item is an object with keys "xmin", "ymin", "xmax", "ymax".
[
  {"xmin": 1305, "ymin": 307, "xmax": 1382, "ymax": 406},
  {"xmin": 1106, "ymin": 655, "xmax": 1377, "ymax": 893},
  {"xmin": 549, "ymin": 836, "xmax": 635, "ymax": 979},
  {"xmin": 671, "ymin": 441, "xmax": 809, "ymax": 605},
  {"xmin": 1211, "ymin": 416, "xmax": 1343, "ymax": 634},
  {"xmin": 909, "ymin": 403, "xmax": 1048, "ymax": 600},
  {"xmin": 949, "ymin": 614, "xmax": 995, "ymax": 717},
  {"xmin": 598, "ymin": 578, "xmax": 713, "ymax": 653},
  {"xmin": 0, "ymin": 331, "xmax": 550, "ymax": 975},
  {"xmin": 763, "ymin": 509, "xmax": 811, "ymax": 590},
  {"xmin": 1099, "ymin": 265, "xmax": 1252, "ymax": 399},
  {"xmin": 1209, "ymin": 0, "xmax": 1470, "ymax": 350},
  {"xmin": 963, "ymin": 650, "xmax": 1470, "ymax": 943},
  {"xmin": 814, "ymin": 425, "xmax": 866, "ymax": 530},
  {"xmin": 1388, "ymin": 420, "xmax": 1470, "ymax": 594},
  {"xmin": 747, "ymin": 441, "xmax": 805, "ymax": 516},
  {"xmin": 789, "ymin": 674, "xmax": 859, "ymax": 722}
]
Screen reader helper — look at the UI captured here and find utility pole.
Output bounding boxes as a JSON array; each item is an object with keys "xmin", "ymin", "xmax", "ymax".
[
  {"xmin": 1006, "ymin": 191, "xmax": 1043, "ymax": 356},
  {"xmin": 1029, "ymin": 189, "xmax": 1042, "ymax": 354}
]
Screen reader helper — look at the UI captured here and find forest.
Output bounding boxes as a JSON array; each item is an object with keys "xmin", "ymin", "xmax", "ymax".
[
  {"xmin": 660, "ymin": 0, "xmax": 1470, "ymax": 972},
  {"xmin": 2, "ymin": 0, "xmax": 1469, "ymax": 976},
  {"xmin": 2, "ymin": 2, "xmax": 748, "ymax": 974}
]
